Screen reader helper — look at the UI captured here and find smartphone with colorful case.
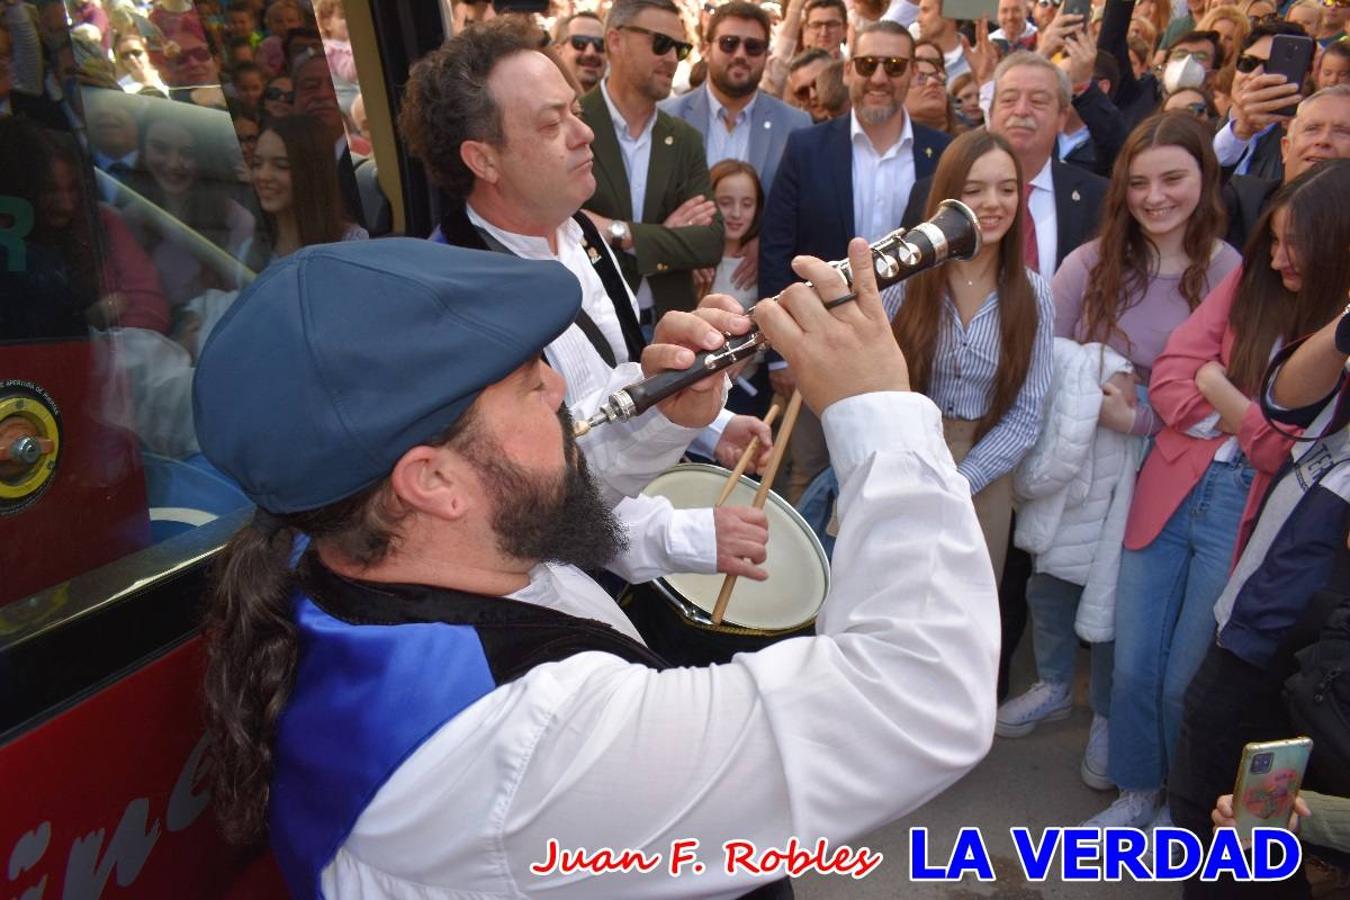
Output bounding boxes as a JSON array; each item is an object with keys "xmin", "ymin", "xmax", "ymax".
[{"xmin": 1232, "ymin": 737, "xmax": 1313, "ymax": 844}]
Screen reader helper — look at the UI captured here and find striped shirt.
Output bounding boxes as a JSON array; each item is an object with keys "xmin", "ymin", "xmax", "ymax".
[{"xmin": 885, "ymin": 269, "xmax": 1055, "ymax": 493}]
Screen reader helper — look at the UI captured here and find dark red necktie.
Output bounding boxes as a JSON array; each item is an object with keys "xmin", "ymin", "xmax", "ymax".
[{"xmin": 1022, "ymin": 183, "xmax": 1040, "ymax": 273}]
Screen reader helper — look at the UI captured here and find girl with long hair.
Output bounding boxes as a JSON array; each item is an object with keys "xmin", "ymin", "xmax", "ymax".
[
  {"xmin": 889, "ymin": 128, "xmax": 1054, "ymax": 582},
  {"xmin": 1090, "ymin": 159, "xmax": 1350, "ymax": 830},
  {"xmin": 243, "ymin": 114, "xmax": 365, "ymax": 271},
  {"xmin": 998, "ymin": 113, "xmax": 1241, "ymax": 807},
  {"xmin": 706, "ymin": 159, "xmax": 763, "ymax": 310}
]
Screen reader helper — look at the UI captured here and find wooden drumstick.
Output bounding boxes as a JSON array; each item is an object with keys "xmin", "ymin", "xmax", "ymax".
[
  {"xmin": 711, "ymin": 390, "xmax": 804, "ymax": 626},
  {"xmin": 715, "ymin": 403, "xmax": 782, "ymax": 507}
]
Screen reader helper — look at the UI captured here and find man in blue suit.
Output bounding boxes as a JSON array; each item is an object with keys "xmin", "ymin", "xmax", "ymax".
[
  {"xmin": 758, "ymin": 19, "xmax": 951, "ymax": 500},
  {"xmin": 661, "ymin": 1, "xmax": 812, "ymax": 196}
]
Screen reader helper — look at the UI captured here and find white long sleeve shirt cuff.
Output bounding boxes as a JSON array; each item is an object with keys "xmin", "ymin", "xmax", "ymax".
[
  {"xmin": 573, "ymin": 361, "xmax": 704, "ymax": 506},
  {"xmin": 689, "ymin": 404, "xmax": 735, "ymax": 459},
  {"xmin": 1213, "ymin": 120, "xmax": 1252, "ymax": 168},
  {"xmin": 607, "ymin": 497, "xmax": 718, "ymax": 583}
]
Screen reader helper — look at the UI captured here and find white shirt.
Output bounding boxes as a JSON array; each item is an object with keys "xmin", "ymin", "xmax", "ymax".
[
  {"xmin": 1025, "ymin": 157, "xmax": 1059, "ymax": 277},
  {"xmin": 321, "ymin": 391, "xmax": 1000, "ymax": 900},
  {"xmin": 850, "ymin": 110, "xmax": 916, "ymax": 243},
  {"xmin": 990, "ymin": 20, "xmax": 1039, "ymax": 45},
  {"xmin": 1212, "ymin": 119, "xmax": 1277, "ymax": 175},
  {"xmin": 468, "ymin": 204, "xmax": 719, "ymax": 581},
  {"xmin": 601, "ymin": 78, "xmax": 659, "ymax": 313},
  {"xmin": 705, "ymin": 84, "xmax": 757, "ymax": 169}
]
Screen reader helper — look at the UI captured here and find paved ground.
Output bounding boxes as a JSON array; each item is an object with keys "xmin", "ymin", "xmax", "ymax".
[{"xmin": 793, "ymin": 642, "xmax": 1178, "ymax": 899}]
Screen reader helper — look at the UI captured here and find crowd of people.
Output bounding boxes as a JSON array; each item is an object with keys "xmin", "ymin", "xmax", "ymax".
[{"xmin": 4, "ymin": 0, "xmax": 1350, "ymax": 896}]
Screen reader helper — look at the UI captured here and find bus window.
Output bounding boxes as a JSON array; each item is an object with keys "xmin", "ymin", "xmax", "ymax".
[{"xmin": 0, "ymin": 0, "xmax": 382, "ymax": 612}]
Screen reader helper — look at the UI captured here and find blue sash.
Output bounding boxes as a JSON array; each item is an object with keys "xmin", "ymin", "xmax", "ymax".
[{"xmin": 269, "ymin": 594, "xmax": 497, "ymax": 898}]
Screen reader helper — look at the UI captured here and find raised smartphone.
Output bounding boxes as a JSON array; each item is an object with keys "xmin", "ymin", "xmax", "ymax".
[
  {"xmin": 943, "ymin": 0, "xmax": 998, "ymax": 23},
  {"xmin": 1061, "ymin": 0, "xmax": 1093, "ymax": 26},
  {"xmin": 1266, "ymin": 34, "xmax": 1316, "ymax": 118},
  {"xmin": 1231, "ymin": 737, "xmax": 1313, "ymax": 844}
]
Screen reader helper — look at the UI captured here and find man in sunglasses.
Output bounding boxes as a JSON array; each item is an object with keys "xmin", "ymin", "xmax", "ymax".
[
  {"xmin": 1214, "ymin": 20, "xmax": 1315, "ymax": 182},
  {"xmin": 580, "ymin": 0, "xmax": 725, "ymax": 323},
  {"xmin": 760, "ymin": 19, "xmax": 951, "ymax": 501},
  {"xmin": 554, "ymin": 11, "xmax": 606, "ymax": 91},
  {"xmin": 661, "ymin": 1, "xmax": 810, "ymax": 205}
]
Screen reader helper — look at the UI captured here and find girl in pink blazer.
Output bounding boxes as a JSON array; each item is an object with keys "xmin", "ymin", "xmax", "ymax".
[{"xmin": 1101, "ymin": 161, "xmax": 1348, "ymax": 832}]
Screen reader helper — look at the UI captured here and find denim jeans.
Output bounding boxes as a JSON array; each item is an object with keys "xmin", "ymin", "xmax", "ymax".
[
  {"xmin": 1109, "ymin": 456, "xmax": 1256, "ymax": 791},
  {"xmin": 1025, "ymin": 572, "xmax": 1114, "ymax": 716}
]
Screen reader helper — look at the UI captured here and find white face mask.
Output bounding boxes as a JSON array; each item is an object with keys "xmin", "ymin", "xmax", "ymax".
[{"xmin": 1162, "ymin": 54, "xmax": 1207, "ymax": 94}]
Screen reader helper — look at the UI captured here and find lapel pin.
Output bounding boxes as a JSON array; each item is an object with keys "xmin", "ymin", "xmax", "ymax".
[
  {"xmin": 664, "ymin": 135, "xmax": 674, "ymax": 145},
  {"xmin": 764, "ymin": 120, "xmax": 772, "ymax": 129},
  {"xmin": 587, "ymin": 246, "xmax": 601, "ymax": 264},
  {"xmin": 1072, "ymin": 189, "xmax": 1081, "ymax": 202},
  {"xmin": 924, "ymin": 146, "xmax": 932, "ymax": 158}
]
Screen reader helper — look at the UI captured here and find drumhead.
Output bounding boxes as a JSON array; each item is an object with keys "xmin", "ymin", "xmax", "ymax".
[{"xmin": 640, "ymin": 464, "xmax": 830, "ymax": 631}]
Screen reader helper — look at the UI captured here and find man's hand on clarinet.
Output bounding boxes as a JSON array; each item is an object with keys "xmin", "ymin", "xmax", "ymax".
[
  {"xmin": 754, "ymin": 237, "xmax": 911, "ymax": 415},
  {"xmin": 641, "ymin": 295, "xmax": 753, "ymax": 429}
]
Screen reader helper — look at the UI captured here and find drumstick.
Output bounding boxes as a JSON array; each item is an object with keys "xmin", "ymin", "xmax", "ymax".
[
  {"xmin": 715, "ymin": 403, "xmax": 782, "ymax": 507},
  {"xmin": 711, "ymin": 390, "xmax": 804, "ymax": 626}
]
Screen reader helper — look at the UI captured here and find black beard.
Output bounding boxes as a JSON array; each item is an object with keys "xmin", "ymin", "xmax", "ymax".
[
  {"xmin": 711, "ymin": 67, "xmax": 761, "ymax": 98},
  {"xmin": 467, "ymin": 407, "xmax": 627, "ymax": 572}
]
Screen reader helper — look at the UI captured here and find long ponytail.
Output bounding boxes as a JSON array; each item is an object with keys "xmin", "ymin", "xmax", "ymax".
[{"xmin": 203, "ymin": 409, "xmax": 479, "ymax": 845}]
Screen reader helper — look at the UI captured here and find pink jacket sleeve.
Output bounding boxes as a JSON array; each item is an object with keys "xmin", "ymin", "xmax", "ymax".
[
  {"xmin": 1147, "ymin": 265, "xmax": 1242, "ymax": 433},
  {"xmin": 99, "ymin": 205, "xmax": 170, "ymax": 334}
]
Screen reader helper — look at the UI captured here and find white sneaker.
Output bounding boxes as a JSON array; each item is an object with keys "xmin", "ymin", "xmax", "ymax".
[
  {"xmin": 996, "ymin": 681, "xmax": 1072, "ymax": 738},
  {"xmin": 1080, "ymin": 714, "xmax": 1114, "ymax": 791},
  {"xmin": 1081, "ymin": 789, "xmax": 1163, "ymax": 830}
]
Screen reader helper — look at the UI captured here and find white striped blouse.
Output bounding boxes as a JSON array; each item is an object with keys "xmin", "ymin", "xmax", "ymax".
[{"xmin": 883, "ymin": 269, "xmax": 1055, "ymax": 494}]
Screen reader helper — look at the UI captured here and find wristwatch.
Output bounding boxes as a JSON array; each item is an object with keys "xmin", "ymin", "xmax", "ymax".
[{"xmin": 607, "ymin": 220, "xmax": 631, "ymax": 249}]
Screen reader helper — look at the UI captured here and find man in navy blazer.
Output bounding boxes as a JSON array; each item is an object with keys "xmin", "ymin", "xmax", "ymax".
[
  {"xmin": 903, "ymin": 51, "xmax": 1107, "ymax": 274},
  {"xmin": 758, "ymin": 20, "xmax": 950, "ymax": 500},
  {"xmin": 660, "ymin": 1, "xmax": 811, "ymax": 196}
]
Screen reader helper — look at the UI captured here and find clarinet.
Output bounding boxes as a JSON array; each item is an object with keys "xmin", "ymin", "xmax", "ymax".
[{"xmin": 573, "ymin": 199, "xmax": 982, "ymax": 437}]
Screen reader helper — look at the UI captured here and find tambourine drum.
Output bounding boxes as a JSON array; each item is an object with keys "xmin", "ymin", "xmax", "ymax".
[{"xmin": 619, "ymin": 463, "xmax": 830, "ymax": 667}]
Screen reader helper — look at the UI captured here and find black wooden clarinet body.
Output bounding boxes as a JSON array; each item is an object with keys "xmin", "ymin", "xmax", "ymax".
[{"xmin": 574, "ymin": 199, "xmax": 982, "ymax": 436}]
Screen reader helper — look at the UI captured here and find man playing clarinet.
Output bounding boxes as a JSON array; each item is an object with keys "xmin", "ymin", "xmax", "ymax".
[{"xmin": 194, "ymin": 232, "xmax": 999, "ymax": 899}]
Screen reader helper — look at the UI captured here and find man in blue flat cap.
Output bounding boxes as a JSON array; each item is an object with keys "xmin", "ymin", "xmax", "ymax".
[
  {"xmin": 194, "ymin": 237, "xmax": 999, "ymax": 899},
  {"xmin": 401, "ymin": 18, "xmax": 776, "ymax": 595}
]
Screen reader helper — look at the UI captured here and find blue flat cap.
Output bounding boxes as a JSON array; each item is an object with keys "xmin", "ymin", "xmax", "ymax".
[{"xmin": 193, "ymin": 239, "xmax": 582, "ymax": 514}]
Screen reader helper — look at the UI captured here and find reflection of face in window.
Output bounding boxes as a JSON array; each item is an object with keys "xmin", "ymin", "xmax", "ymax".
[
  {"xmin": 235, "ymin": 116, "xmax": 260, "ymax": 167},
  {"xmin": 236, "ymin": 69, "xmax": 265, "ymax": 108},
  {"xmin": 251, "ymin": 129, "xmax": 293, "ymax": 216},
  {"xmin": 170, "ymin": 36, "xmax": 221, "ymax": 87},
  {"xmin": 144, "ymin": 120, "xmax": 200, "ymax": 196},
  {"xmin": 294, "ymin": 58, "xmax": 343, "ymax": 141},
  {"xmin": 264, "ymin": 76, "xmax": 294, "ymax": 117},
  {"xmin": 40, "ymin": 159, "xmax": 81, "ymax": 232}
]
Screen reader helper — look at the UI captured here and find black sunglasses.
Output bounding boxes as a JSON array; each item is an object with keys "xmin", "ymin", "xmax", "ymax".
[
  {"xmin": 568, "ymin": 34, "xmax": 605, "ymax": 53},
  {"xmin": 264, "ymin": 87, "xmax": 295, "ymax": 101},
  {"xmin": 619, "ymin": 24, "xmax": 693, "ymax": 60},
  {"xmin": 852, "ymin": 55, "xmax": 910, "ymax": 78},
  {"xmin": 716, "ymin": 34, "xmax": 768, "ymax": 56},
  {"xmin": 1235, "ymin": 54, "xmax": 1265, "ymax": 73}
]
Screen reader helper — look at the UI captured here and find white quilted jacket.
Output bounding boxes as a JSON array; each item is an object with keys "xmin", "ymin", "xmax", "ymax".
[{"xmin": 1014, "ymin": 339, "xmax": 1146, "ymax": 643}]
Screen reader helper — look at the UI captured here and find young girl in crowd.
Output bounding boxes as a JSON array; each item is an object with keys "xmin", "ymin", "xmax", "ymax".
[
  {"xmin": 242, "ymin": 114, "xmax": 366, "ymax": 273},
  {"xmin": 1087, "ymin": 160, "xmax": 1346, "ymax": 831},
  {"xmin": 707, "ymin": 159, "xmax": 763, "ymax": 310},
  {"xmin": 998, "ymin": 114, "xmax": 1241, "ymax": 810},
  {"xmin": 889, "ymin": 128, "xmax": 1054, "ymax": 582}
]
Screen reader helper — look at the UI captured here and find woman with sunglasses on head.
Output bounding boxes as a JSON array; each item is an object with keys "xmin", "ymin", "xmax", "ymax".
[
  {"xmin": 1162, "ymin": 83, "xmax": 1222, "ymax": 123},
  {"xmin": 1000, "ymin": 114, "xmax": 1240, "ymax": 814},
  {"xmin": 908, "ymin": 41, "xmax": 966, "ymax": 134},
  {"xmin": 889, "ymin": 128, "xmax": 1054, "ymax": 584}
]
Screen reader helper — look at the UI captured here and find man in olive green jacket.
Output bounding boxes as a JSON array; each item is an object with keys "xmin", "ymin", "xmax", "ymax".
[{"xmin": 579, "ymin": 0, "xmax": 724, "ymax": 323}]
